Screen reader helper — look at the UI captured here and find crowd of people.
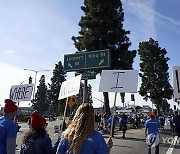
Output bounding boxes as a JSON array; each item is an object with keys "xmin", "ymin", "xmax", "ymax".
[
  {"xmin": 0, "ymin": 98, "xmax": 180, "ymax": 154},
  {"xmin": 0, "ymin": 99, "xmax": 113, "ymax": 154}
]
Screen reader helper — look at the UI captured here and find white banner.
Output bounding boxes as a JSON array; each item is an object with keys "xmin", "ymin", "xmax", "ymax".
[
  {"xmin": 172, "ymin": 66, "xmax": 180, "ymax": 98},
  {"xmin": 99, "ymin": 70, "xmax": 139, "ymax": 93},
  {"xmin": 10, "ymin": 84, "xmax": 34, "ymax": 102},
  {"xmin": 58, "ymin": 74, "xmax": 82, "ymax": 100}
]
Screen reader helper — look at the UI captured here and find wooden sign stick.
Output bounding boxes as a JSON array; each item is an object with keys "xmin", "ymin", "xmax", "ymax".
[{"xmin": 110, "ymin": 92, "xmax": 117, "ymax": 137}]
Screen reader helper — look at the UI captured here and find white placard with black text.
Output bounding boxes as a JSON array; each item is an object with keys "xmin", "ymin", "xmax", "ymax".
[
  {"xmin": 99, "ymin": 70, "xmax": 139, "ymax": 93},
  {"xmin": 172, "ymin": 66, "xmax": 180, "ymax": 98},
  {"xmin": 10, "ymin": 84, "xmax": 34, "ymax": 102},
  {"xmin": 58, "ymin": 74, "xmax": 82, "ymax": 100}
]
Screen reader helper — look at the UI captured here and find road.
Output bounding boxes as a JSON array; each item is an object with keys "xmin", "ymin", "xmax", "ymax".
[{"xmin": 15, "ymin": 120, "xmax": 180, "ymax": 154}]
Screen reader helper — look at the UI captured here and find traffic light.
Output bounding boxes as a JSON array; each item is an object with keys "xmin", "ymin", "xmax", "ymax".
[{"xmin": 29, "ymin": 76, "xmax": 32, "ymax": 84}]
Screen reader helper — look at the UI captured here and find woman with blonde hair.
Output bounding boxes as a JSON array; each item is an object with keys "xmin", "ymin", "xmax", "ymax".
[{"xmin": 56, "ymin": 103, "xmax": 113, "ymax": 154}]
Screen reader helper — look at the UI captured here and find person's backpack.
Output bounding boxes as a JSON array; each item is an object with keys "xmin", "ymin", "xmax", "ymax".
[{"xmin": 20, "ymin": 138, "xmax": 35, "ymax": 154}]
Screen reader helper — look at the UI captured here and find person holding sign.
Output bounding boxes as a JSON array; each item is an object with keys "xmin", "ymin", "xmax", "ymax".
[
  {"xmin": 0, "ymin": 99, "xmax": 18, "ymax": 154},
  {"xmin": 145, "ymin": 113, "xmax": 160, "ymax": 154},
  {"xmin": 56, "ymin": 103, "xmax": 113, "ymax": 154}
]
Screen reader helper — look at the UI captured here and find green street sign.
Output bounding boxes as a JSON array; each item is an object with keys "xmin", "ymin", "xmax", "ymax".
[
  {"xmin": 86, "ymin": 49, "xmax": 110, "ymax": 69},
  {"xmin": 64, "ymin": 53, "xmax": 85, "ymax": 71},
  {"xmin": 82, "ymin": 71, "xmax": 96, "ymax": 80},
  {"xmin": 64, "ymin": 49, "xmax": 110, "ymax": 71},
  {"xmin": 75, "ymin": 71, "xmax": 96, "ymax": 80}
]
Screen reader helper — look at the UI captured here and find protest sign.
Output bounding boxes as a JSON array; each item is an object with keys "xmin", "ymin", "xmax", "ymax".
[{"xmin": 10, "ymin": 84, "xmax": 34, "ymax": 102}]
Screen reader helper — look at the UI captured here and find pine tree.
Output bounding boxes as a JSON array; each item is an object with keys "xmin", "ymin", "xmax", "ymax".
[
  {"xmin": 33, "ymin": 75, "xmax": 48, "ymax": 115},
  {"xmin": 72, "ymin": 0, "xmax": 136, "ymax": 116},
  {"xmin": 47, "ymin": 61, "xmax": 66, "ymax": 116},
  {"xmin": 138, "ymin": 38, "xmax": 173, "ymax": 115}
]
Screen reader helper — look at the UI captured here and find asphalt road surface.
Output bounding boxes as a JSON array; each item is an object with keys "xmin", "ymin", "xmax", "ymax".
[{"xmin": 15, "ymin": 120, "xmax": 180, "ymax": 154}]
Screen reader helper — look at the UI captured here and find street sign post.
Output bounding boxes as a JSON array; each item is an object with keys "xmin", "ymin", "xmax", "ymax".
[
  {"xmin": 86, "ymin": 50, "xmax": 110, "ymax": 69},
  {"xmin": 82, "ymin": 71, "xmax": 96, "ymax": 80},
  {"xmin": 76, "ymin": 71, "xmax": 96, "ymax": 80},
  {"xmin": 64, "ymin": 53, "xmax": 85, "ymax": 71},
  {"xmin": 64, "ymin": 49, "xmax": 110, "ymax": 71}
]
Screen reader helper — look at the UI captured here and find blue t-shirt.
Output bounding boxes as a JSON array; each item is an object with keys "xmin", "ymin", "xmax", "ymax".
[
  {"xmin": 0, "ymin": 116, "xmax": 17, "ymax": 154},
  {"xmin": 57, "ymin": 131, "xmax": 108, "ymax": 154},
  {"xmin": 107, "ymin": 116, "xmax": 118, "ymax": 126},
  {"xmin": 145, "ymin": 118, "xmax": 160, "ymax": 134}
]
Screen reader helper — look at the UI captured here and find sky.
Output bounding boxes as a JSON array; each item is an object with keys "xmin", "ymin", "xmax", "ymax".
[{"xmin": 0, "ymin": 0, "xmax": 180, "ymax": 110}]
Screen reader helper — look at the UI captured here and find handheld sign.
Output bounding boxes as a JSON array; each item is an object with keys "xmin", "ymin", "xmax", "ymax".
[
  {"xmin": 172, "ymin": 66, "xmax": 180, "ymax": 98},
  {"xmin": 58, "ymin": 75, "xmax": 81, "ymax": 135},
  {"xmin": 99, "ymin": 70, "xmax": 139, "ymax": 93},
  {"xmin": 58, "ymin": 74, "xmax": 82, "ymax": 100},
  {"xmin": 10, "ymin": 84, "xmax": 34, "ymax": 102},
  {"xmin": 99, "ymin": 70, "xmax": 138, "ymax": 137}
]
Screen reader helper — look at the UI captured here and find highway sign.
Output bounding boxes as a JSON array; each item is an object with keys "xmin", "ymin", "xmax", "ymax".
[
  {"xmin": 64, "ymin": 49, "xmax": 110, "ymax": 71},
  {"xmin": 64, "ymin": 53, "xmax": 85, "ymax": 71},
  {"xmin": 86, "ymin": 49, "xmax": 110, "ymax": 69}
]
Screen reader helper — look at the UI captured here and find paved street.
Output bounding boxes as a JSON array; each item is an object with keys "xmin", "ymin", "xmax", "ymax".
[{"xmin": 15, "ymin": 120, "xmax": 180, "ymax": 154}]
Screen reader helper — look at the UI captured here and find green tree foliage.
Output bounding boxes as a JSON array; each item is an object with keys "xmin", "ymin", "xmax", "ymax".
[
  {"xmin": 76, "ymin": 82, "xmax": 84, "ymax": 106},
  {"xmin": 138, "ymin": 38, "xmax": 173, "ymax": 115},
  {"xmin": 161, "ymin": 99, "xmax": 170, "ymax": 114},
  {"xmin": 174, "ymin": 98, "xmax": 180, "ymax": 105},
  {"xmin": 33, "ymin": 75, "xmax": 49, "ymax": 115},
  {"xmin": 72, "ymin": 0, "xmax": 136, "ymax": 117},
  {"xmin": 47, "ymin": 61, "xmax": 66, "ymax": 116},
  {"xmin": 74, "ymin": 82, "xmax": 92, "ymax": 111}
]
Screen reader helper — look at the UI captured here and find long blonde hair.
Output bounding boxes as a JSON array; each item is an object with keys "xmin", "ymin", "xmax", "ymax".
[{"xmin": 63, "ymin": 103, "xmax": 94, "ymax": 154}]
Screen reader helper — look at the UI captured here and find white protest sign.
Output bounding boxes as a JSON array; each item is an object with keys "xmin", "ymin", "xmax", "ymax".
[
  {"xmin": 99, "ymin": 70, "xmax": 139, "ymax": 93},
  {"xmin": 172, "ymin": 66, "xmax": 180, "ymax": 98},
  {"xmin": 58, "ymin": 74, "xmax": 82, "ymax": 100},
  {"xmin": 10, "ymin": 84, "xmax": 34, "ymax": 102}
]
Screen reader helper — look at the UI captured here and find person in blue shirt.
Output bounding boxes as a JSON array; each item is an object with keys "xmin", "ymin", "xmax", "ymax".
[
  {"xmin": 173, "ymin": 111, "xmax": 180, "ymax": 137},
  {"xmin": 119, "ymin": 114, "xmax": 127, "ymax": 139},
  {"xmin": 0, "ymin": 99, "xmax": 18, "ymax": 154},
  {"xmin": 107, "ymin": 114, "xmax": 118, "ymax": 137},
  {"xmin": 158, "ymin": 114, "xmax": 165, "ymax": 129},
  {"xmin": 56, "ymin": 103, "xmax": 113, "ymax": 154},
  {"xmin": 145, "ymin": 113, "xmax": 160, "ymax": 154}
]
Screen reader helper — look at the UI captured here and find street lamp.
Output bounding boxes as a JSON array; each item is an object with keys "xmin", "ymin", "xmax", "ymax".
[
  {"xmin": 20, "ymin": 79, "xmax": 29, "ymax": 85},
  {"xmin": 23, "ymin": 69, "xmax": 51, "ymax": 101}
]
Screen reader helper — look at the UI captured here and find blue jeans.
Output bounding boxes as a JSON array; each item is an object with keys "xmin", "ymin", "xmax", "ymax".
[{"xmin": 147, "ymin": 144, "xmax": 159, "ymax": 154}]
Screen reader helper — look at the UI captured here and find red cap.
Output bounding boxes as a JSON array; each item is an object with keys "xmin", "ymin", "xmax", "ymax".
[
  {"xmin": 4, "ymin": 99, "xmax": 18, "ymax": 113},
  {"xmin": 149, "ymin": 112, "xmax": 155, "ymax": 119},
  {"xmin": 31, "ymin": 111, "xmax": 46, "ymax": 129}
]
